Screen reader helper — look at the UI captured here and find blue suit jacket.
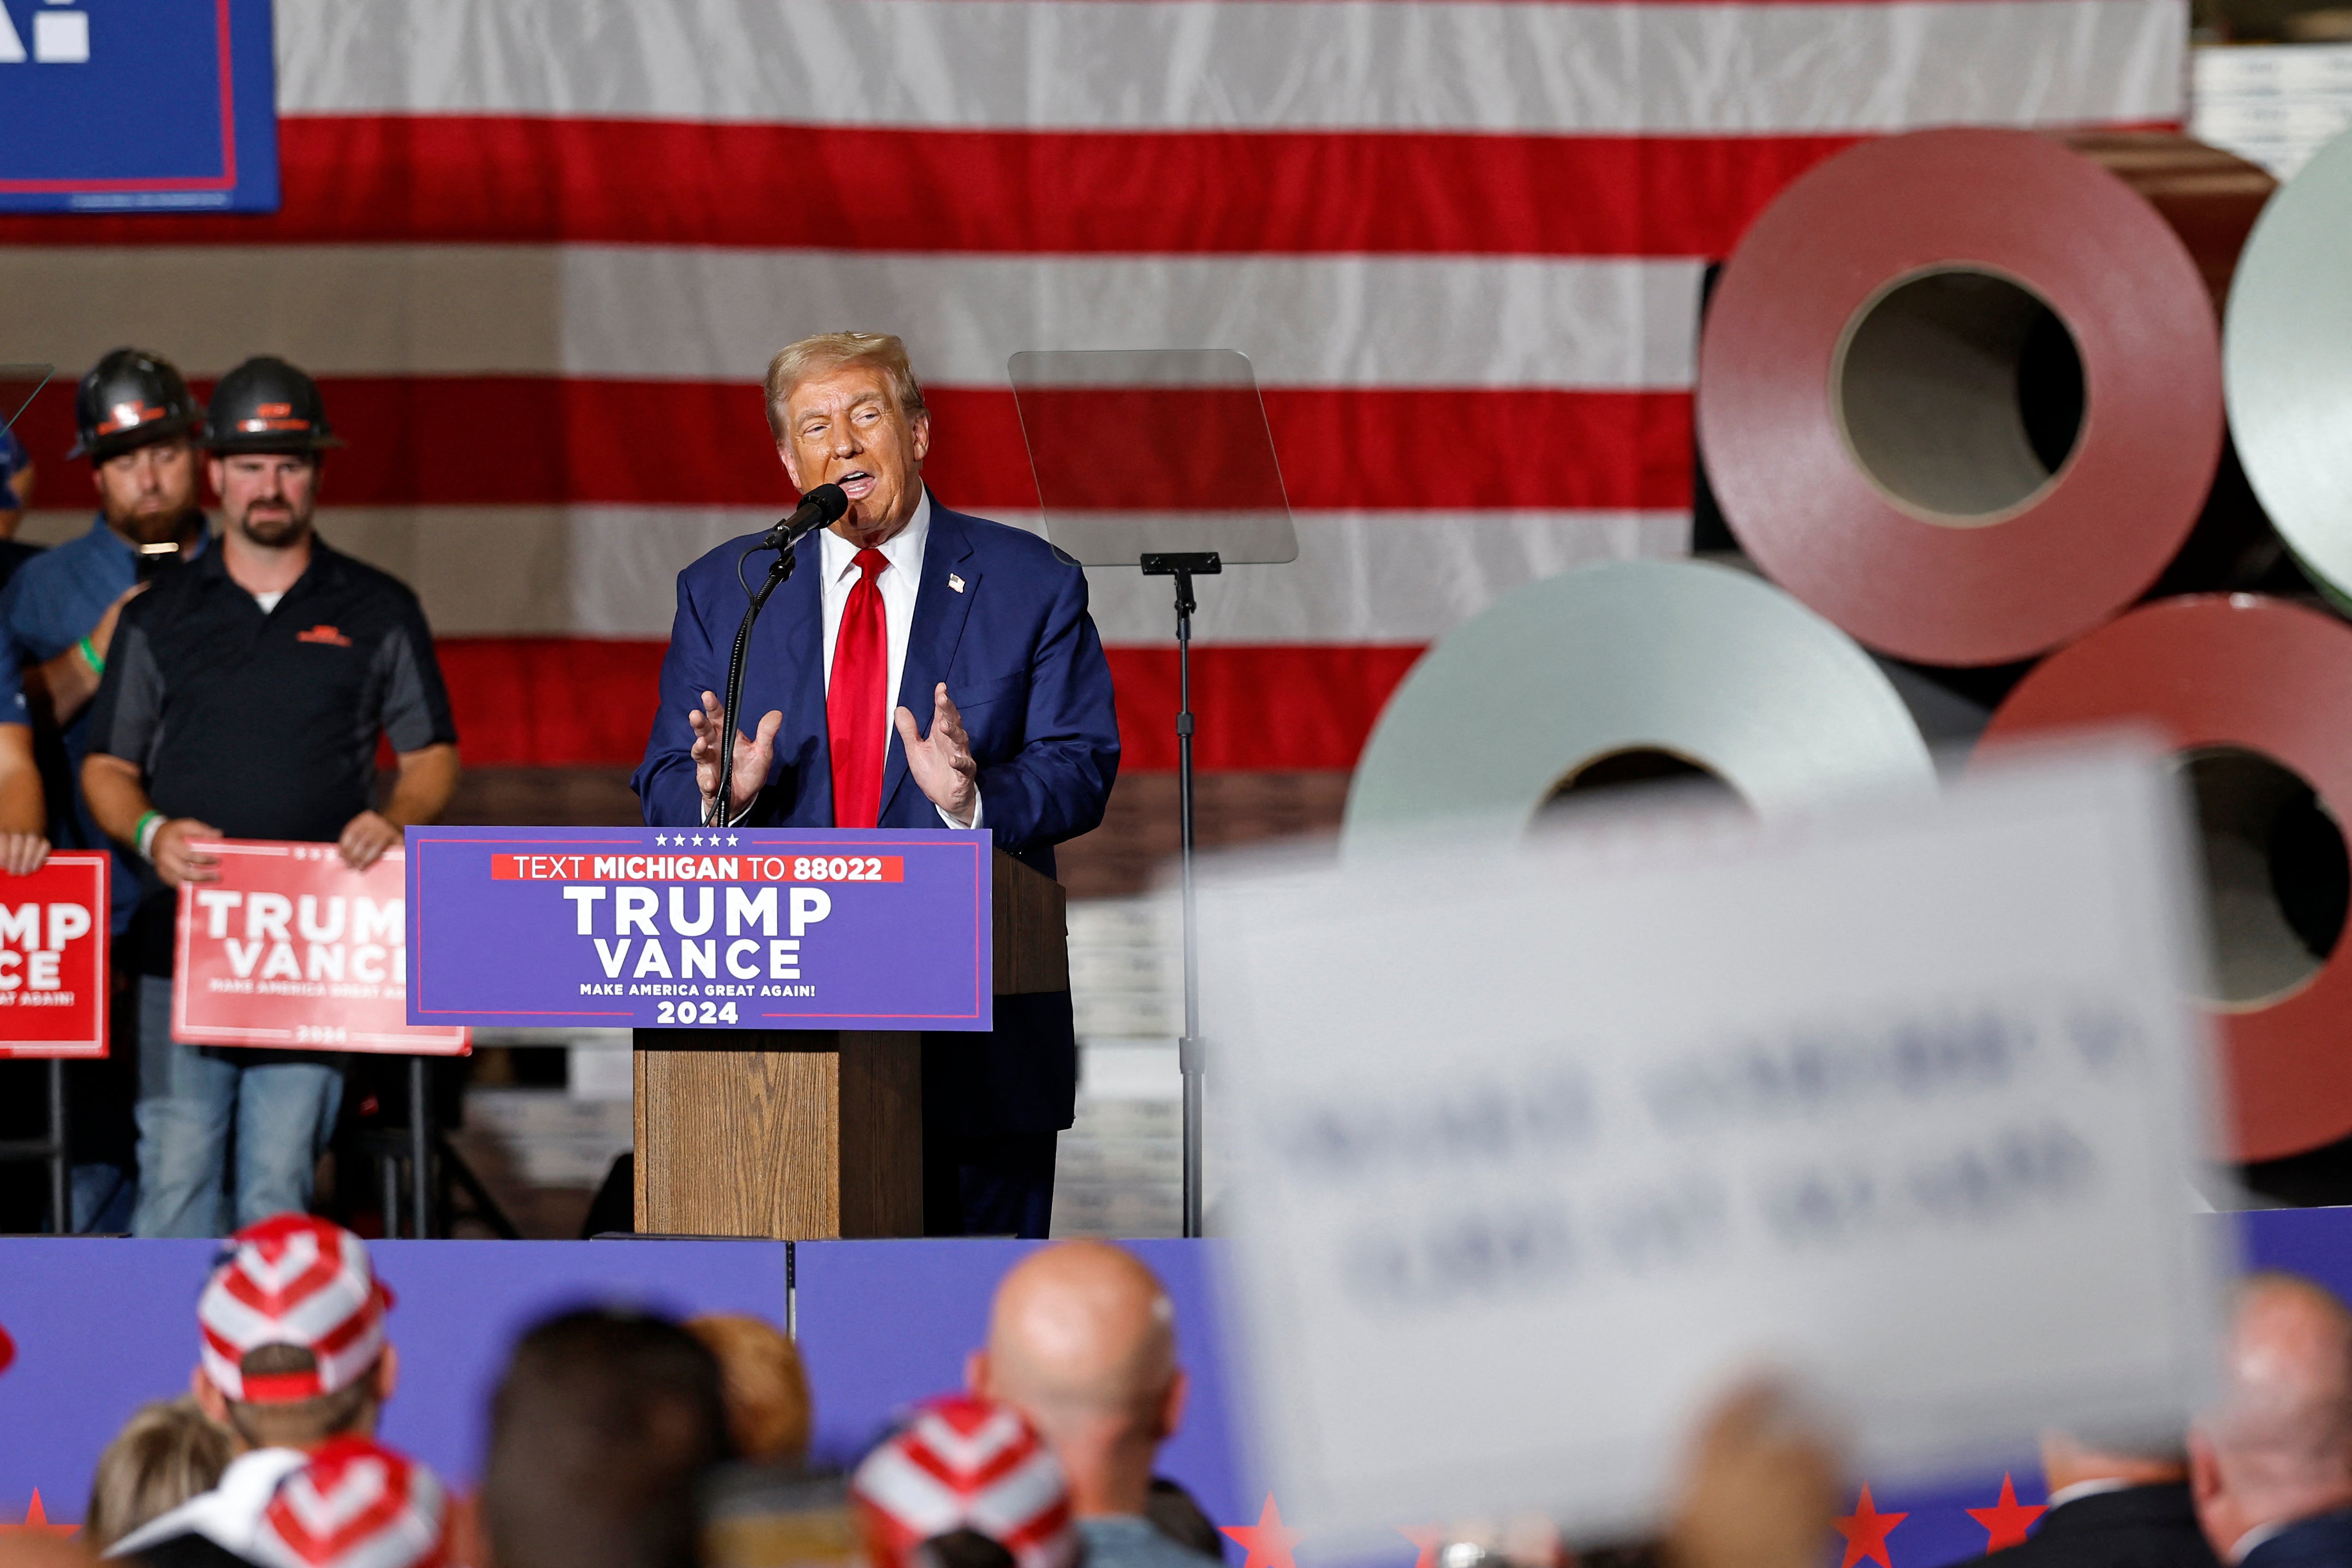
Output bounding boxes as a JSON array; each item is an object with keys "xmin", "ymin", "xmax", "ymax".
[
  {"xmin": 630, "ymin": 499, "xmax": 1120, "ymax": 1136},
  {"xmin": 2244, "ymin": 1509, "xmax": 2352, "ymax": 1568}
]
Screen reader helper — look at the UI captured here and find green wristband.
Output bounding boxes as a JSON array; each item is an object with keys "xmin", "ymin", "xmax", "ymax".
[
  {"xmin": 76, "ymin": 636, "xmax": 103, "ymax": 676},
  {"xmin": 134, "ymin": 810, "xmax": 162, "ymax": 861}
]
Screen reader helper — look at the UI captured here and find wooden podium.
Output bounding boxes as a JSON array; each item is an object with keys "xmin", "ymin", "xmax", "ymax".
[{"xmin": 632, "ymin": 849, "xmax": 1068, "ymax": 1239}]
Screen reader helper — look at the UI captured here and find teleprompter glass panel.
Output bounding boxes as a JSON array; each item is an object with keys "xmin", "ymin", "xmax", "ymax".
[{"xmin": 1008, "ymin": 349, "xmax": 1299, "ymax": 568}]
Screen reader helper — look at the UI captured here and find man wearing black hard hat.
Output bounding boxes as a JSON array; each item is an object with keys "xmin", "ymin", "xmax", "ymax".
[
  {"xmin": 81, "ymin": 356, "xmax": 461, "ymax": 1238},
  {"xmin": 0, "ymin": 347, "xmax": 214, "ymax": 1231},
  {"xmin": 1, "ymin": 350, "xmax": 207, "ymax": 887}
]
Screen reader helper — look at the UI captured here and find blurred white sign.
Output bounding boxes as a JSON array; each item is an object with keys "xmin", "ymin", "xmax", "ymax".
[{"xmin": 1206, "ymin": 747, "xmax": 2227, "ymax": 1545}]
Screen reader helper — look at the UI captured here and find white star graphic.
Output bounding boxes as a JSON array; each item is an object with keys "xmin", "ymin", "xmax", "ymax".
[
  {"xmin": 692, "ymin": 832, "xmax": 706, "ymax": 846},
  {"xmin": 727, "ymin": 834, "xmax": 740, "ymax": 846},
  {"xmin": 655, "ymin": 833, "xmax": 668, "ymax": 845}
]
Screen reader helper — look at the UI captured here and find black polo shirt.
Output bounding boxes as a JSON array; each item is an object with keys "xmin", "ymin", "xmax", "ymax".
[{"xmin": 85, "ymin": 535, "xmax": 457, "ymax": 971}]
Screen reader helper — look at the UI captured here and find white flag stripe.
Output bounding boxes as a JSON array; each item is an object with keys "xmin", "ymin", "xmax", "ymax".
[
  {"xmin": 13, "ymin": 506, "xmax": 1683, "ymax": 645},
  {"xmin": 278, "ymin": 0, "xmax": 2183, "ymax": 133},
  {"xmin": 4, "ymin": 248, "xmax": 1702, "ymax": 391}
]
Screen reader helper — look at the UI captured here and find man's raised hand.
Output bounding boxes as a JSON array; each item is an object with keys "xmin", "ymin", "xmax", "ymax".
[
  {"xmin": 895, "ymin": 683, "xmax": 978, "ymax": 825},
  {"xmin": 689, "ymin": 690, "xmax": 784, "ymax": 821}
]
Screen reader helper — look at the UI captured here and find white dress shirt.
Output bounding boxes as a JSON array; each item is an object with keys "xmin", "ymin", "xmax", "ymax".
[{"xmin": 818, "ymin": 486, "xmax": 979, "ymax": 828}]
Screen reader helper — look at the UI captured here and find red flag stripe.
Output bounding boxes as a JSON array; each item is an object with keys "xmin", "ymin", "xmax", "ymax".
[
  {"xmin": 433, "ymin": 638, "xmax": 1423, "ymax": 772},
  {"xmin": 0, "ymin": 118, "xmax": 1869, "ymax": 258},
  {"xmin": 1, "ymin": 379, "xmax": 1692, "ymax": 514}
]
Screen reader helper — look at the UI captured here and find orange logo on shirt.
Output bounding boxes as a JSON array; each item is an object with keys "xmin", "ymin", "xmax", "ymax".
[{"xmin": 295, "ymin": 625, "xmax": 353, "ymax": 647}]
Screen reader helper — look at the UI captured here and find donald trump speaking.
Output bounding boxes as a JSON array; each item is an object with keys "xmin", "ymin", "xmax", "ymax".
[{"xmin": 634, "ymin": 332, "xmax": 1121, "ymax": 1237}]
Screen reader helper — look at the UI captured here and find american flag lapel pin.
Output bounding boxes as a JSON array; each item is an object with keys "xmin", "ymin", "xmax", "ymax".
[{"xmin": 949, "ymin": 574, "xmax": 966, "ymax": 593}]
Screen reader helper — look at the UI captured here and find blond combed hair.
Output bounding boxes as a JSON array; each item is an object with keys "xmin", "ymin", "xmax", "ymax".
[
  {"xmin": 85, "ymin": 1397, "xmax": 234, "ymax": 1551},
  {"xmin": 764, "ymin": 332, "xmax": 928, "ymax": 439}
]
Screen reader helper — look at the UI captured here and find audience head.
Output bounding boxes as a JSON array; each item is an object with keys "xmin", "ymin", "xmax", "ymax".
[
  {"xmin": 85, "ymin": 1398, "xmax": 235, "ymax": 1551},
  {"xmin": 72, "ymin": 347, "xmax": 202, "ymax": 545},
  {"xmin": 192, "ymin": 1215, "xmax": 398, "ymax": 1454},
  {"xmin": 1666, "ymin": 1380, "xmax": 1842, "ymax": 1568},
  {"xmin": 852, "ymin": 1396, "xmax": 1077, "ymax": 1568},
  {"xmin": 2191, "ymin": 1273, "xmax": 2352, "ymax": 1558},
  {"xmin": 483, "ymin": 1308, "xmax": 733, "ymax": 1568},
  {"xmin": 685, "ymin": 1313, "xmax": 814, "ymax": 1465},
  {"xmin": 968, "ymin": 1242, "xmax": 1186, "ymax": 1518},
  {"xmin": 248, "ymin": 1438, "xmax": 449, "ymax": 1568}
]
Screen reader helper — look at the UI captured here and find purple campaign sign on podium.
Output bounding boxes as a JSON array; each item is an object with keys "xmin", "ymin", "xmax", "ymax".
[{"xmin": 404, "ymin": 826, "xmax": 991, "ymax": 1031}]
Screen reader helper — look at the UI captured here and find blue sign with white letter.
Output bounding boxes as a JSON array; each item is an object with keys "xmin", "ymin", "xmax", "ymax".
[
  {"xmin": 0, "ymin": 0, "xmax": 278, "ymax": 212},
  {"xmin": 406, "ymin": 827, "xmax": 994, "ymax": 1033}
]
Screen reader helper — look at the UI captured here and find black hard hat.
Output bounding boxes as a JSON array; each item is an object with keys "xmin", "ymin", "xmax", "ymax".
[
  {"xmin": 68, "ymin": 348, "xmax": 203, "ymax": 462},
  {"xmin": 202, "ymin": 355, "xmax": 344, "ymax": 455}
]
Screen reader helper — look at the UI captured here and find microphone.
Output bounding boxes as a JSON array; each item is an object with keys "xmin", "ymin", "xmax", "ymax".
[{"xmin": 759, "ymin": 483, "xmax": 850, "ymax": 551}]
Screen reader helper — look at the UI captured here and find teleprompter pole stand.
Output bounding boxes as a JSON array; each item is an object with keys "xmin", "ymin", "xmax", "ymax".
[
  {"xmin": 0, "ymin": 1061, "xmax": 73, "ymax": 1232},
  {"xmin": 409, "ymin": 1056, "xmax": 431, "ymax": 1239},
  {"xmin": 384, "ymin": 1062, "xmax": 520, "ymax": 1240},
  {"xmin": 47, "ymin": 1061, "xmax": 65, "ymax": 1233},
  {"xmin": 1142, "ymin": 550, "xmax": 1220, "ymax": 1239}
]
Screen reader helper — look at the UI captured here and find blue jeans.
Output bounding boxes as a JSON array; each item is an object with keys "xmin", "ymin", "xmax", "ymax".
[
  {"xmin": 69, "ymin": 1160, "xmax": 134, "ymax": 1233},
  {"xmin": 132, "ymin": 977, "xmax": 346, "ymax": 1238}
]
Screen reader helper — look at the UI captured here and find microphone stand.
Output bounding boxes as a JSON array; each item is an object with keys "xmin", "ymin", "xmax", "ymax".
[
  {"xmin": 714, "ymin": 544, "xmax": 799, "ymax": 827},
  {"xmin": 713, "ymin": 487, "xmax": 844, "ymax": 821}
]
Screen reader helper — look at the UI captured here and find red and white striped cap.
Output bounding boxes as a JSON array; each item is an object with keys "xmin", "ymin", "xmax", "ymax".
[
  {"xmin": 199, "ymin": 1215, "xmax": 393, "ymax": 1404},
  {"xmin": 250, "ymin": 1438, "xmax": 448, "ymax": 1568},
  {"xmin": 851, "ymin": 1397, "xmax": 1077, "ymax": 1568}
]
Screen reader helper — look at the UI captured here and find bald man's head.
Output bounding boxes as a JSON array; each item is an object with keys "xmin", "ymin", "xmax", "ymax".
[
  {"xmin": 2192, "ymin": 1273, "xmax": 2352, "ymax": 1556},
  {"xmin": 983, "ymin": 1242, "xmax": 1176, "ymax": 1417},
  {"xmin": 968, "ymin": 1243, "xmax": 1186, "ymax": 1517}
]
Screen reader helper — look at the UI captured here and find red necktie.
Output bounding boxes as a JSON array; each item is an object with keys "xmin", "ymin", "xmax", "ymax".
[{"xmin": 827, "ymin": 546, "xmax": 890, "ymax": 828}]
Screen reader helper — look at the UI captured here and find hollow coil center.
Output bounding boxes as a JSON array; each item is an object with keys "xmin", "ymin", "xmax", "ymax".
[
  {"xmin": 1834, "ymin": 266, "xmax": 2086, "ymax": 526},
  {"xmin": 1537, "ymin": 747, "xmax": 1748, "ymax": 826},
  {"xmin": 2177, "ymin": 746, "xmax": 2349, "ymax": 1009}
]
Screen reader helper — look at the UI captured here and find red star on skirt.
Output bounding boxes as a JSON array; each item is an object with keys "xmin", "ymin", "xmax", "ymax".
[
  {"xmin": 1397, "ymin": 1526, "xmax": 1445, "ymax": 1568},
  {"xmin": 1835, "ymin": 1484, "xmax": 1909, "ymax": 1568},
  {"xmin": 1966, "ymin": 1474, "xmax": 2047, "ymax": 1552},
  {"xmin": 1, "ymin": 1491, "xmax": 77, "ymax": 1536},
  {"xmin": 1220, "ymin": 1497, "xmax": 1305, "ymax": 1568}
]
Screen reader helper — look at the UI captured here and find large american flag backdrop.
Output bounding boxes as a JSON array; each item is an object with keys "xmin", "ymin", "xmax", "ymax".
[{"xmin": 0, "ymin": 0, "xmax": 2182, "ymax": 777}]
